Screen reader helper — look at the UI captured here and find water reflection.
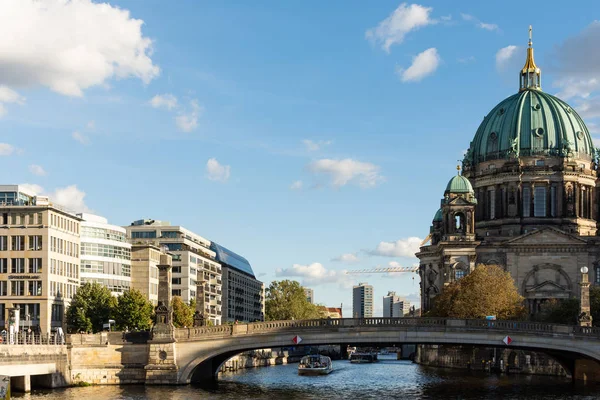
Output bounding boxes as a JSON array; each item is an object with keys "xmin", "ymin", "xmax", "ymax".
[{"xmin": 15, "ymin": 356, "xmax": 600, "ymax": 399}]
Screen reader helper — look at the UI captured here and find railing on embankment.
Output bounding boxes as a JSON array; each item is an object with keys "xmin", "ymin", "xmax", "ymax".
[{"xmin": 173, "ymin": 317, "xmax": 600, "ymax": 341}]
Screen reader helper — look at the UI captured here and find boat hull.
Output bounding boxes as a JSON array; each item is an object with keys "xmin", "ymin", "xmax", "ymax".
[{"xmin": 298, "ymin": 367, "xmax": 333, "ymax": 376}]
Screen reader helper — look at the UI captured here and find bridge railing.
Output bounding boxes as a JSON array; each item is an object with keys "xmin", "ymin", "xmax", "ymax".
[
  {"xmin": 0, "ymin": 332, "xmax": 65, "ymax": 345},
  {"xmin": 174, "ymin": 317, "xmax": 600, "ymax": 341}
]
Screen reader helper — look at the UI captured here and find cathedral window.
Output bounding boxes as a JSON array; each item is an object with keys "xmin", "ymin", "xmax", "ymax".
[
  {"xmin": 522, "ymin": 187, "xmax": 531, "ymax": 217},
  {"xmin": 534, "ymin": 187, "xmax": 546, "ymax": 217},
  {"xmin": 596, "ymin": 265, "xmax": 600, "ymax": 284},
  {"xmin": 487, "ymin": 189, "xmax": 496, "ymax": 219},
  {"xmin": 550, "ymin": 186, "xmax": 557, "ymax": 217},
  {"xmin": 455, "ymin": 269, "xmax": 465, "ymax": 280}
]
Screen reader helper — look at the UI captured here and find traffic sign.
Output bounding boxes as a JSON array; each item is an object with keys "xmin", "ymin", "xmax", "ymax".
[
  {"xmin": 503, "ymin": 335, "xmax": 512, "ymax": 345},
  {"xmin": 292, "ymin": 335, "xmax": 302, "ymax": 344}
]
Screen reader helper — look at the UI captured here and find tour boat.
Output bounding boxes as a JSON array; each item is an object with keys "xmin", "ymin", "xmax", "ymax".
[
  {"xmin": 298, "ymin": 354, "xmax": 334, "ymax": 375},
  {"xmin": 349, "ymin": 352, "xmax": 378, "ymax": 363}
]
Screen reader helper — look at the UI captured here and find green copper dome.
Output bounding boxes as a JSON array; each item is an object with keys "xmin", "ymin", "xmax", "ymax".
[
  {"xmin": 433, "ymin": 208, "xmax": 443, "ymax": 222},
  {"xmin": 445, "ymin": 175, "xmax": 474, "ymax": 194},
  {"xmin": 464, "ymin": 89, "xmax": 594, "ymax": 166}
]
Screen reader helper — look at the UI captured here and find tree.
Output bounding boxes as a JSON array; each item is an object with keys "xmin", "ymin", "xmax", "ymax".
[
  {"xmin": 114, "ymin": 289, "xmax": 154, "ymax": 331},
  {"xmin": 536, "ymin": 298, "xmax": 579, "ymax": 325},
  {"xmin": 172, "ymin": 296, "xmax": 193, "ymax": 328},
  {"xmin": 264, "ymin": 280, "xmax": 323, "ymax": 321},
  {"xmin": 428, "ymin": 264, "xmax": 526, "ymax": 320},
  {"xmin": 66, "ymin": 282, "xmax": 116, "ymax": 333}
]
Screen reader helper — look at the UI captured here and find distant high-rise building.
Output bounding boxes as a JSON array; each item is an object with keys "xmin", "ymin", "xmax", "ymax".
[
  {"xmin": 352, "ymin": 282, "xmax": 373, "ymax": 318},
  {"xmin": 383, "ymin": 291, "xmax": 411, "ymax": 317},
  {"xmin": 304, "ymin": 287, "xmax": 314, "ymax": 304}
]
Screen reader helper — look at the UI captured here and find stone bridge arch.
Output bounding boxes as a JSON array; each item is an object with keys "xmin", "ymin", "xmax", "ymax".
[{"xmin": 172, "ymin": 318, "xmax": 600, "ymax": 384}]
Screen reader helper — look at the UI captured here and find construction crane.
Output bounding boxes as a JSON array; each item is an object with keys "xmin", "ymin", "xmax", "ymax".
[{"xmin": 345, "ymin": 266, "xmax": 419, "ymax": 275}]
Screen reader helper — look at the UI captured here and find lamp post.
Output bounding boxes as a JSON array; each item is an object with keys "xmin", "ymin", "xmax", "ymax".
[{"xmin": 578, "ymin": 266, "xmax": 593, "ymax": 327}]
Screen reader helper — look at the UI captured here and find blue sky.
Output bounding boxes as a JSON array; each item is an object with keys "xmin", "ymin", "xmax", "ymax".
[{"xmin": 2, "ymin": 0, "xmax": 600, "ymax": 316}]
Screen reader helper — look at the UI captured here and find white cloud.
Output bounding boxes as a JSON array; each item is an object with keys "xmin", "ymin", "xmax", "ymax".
[
  {"xmin": 367, "ymin": 237, "xmax": 423, "ymax": 258},
  {"xmin": 553, "ymin": 22, "xmax": 600, "ymax": 99},
  {"xmin": 72, "ymin": 131, "xmax": 90, "ymax": 145},
  {"xmin": 302, "ymin": 139, "xmax": 332, "ymax": 152},
  {"xmin": 396, "ymin": 48, "xmax": 441, "ymax": 82},
  {"xmin": 495, "ymin": 45, "xmax": 520, "ymax": 71},
  {"xmin": 29, "ymin": 164, "xmax": 46, "ymax": 176},
  {"xmin": 175, "ymin": 99, "xmax": 202, "ymax": 132},
  {"xmin": 458, "ymin": 56, "xmax": 476, "ymax": 64},
  {"xmin": 440, "ymin": 15, "xmax": 452, "ymax": 21},
  {"xmin": 307, "ymin": 158, "xmax": 384, "ymax": 189},
  {"xmin": 86, "ymin": 120, "xmax": 95, "ymax": 130},
  {"xmin": 331, "ymin": 253, "xmax": 359, "ymax": 263},
  {"xmin": 290, "ymin": 180, "xmax": 303, "ymax": 190},
  {"xmin": 275, "ymin": 262, "xmax": 352, "ymax": 288},
  {"xmin": 19, "ymin": 183, "xmax": 91, "ymax": 213},
  {"xmin": 461, "ymin": 13, "xmax": 499, "ymax": 31},
  {"xmin": 150, "ymin": 94, "xmax": 178, "ymax": 111},
  {"xmin": 0, "ymin": 0, "xmax": 159, "ymax": 97},
  {"xmin": 479, "ymin": 22, "xmax": 498, "ymax": 31},
  {"xmin": 0, "ymin": 143, "xmax": 15, "ymax": 156},
  {"xmin": 206, "ymin": 158, "xmax": 231, "ymax": 182},
  {"xmin": 366, "ymin": 3, "xmax": 434, "ymax": 53},
  {"xmin": 0, "ymin": 85, "xmax": 25, "ymax": 117},
  {"xmin": 574, "ymin": 98, "xmax": 600, "ymax": 119}
]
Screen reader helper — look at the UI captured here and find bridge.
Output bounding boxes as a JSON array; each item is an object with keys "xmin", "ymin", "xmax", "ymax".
[
  {"xmin": 2, "ymin": 317, "xmax": 600, "ymax": 391},
  {"xmin": 172, "ymin": 317, "xmax": 600, "ymax": 384}
]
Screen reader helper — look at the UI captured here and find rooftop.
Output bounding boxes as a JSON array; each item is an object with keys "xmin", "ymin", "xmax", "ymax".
[{"xmin": 210, "ymin": 242, "xmax": 256, "ymax": 278}]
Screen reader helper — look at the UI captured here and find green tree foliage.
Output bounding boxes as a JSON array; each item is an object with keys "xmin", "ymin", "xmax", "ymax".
[
  {"xmin": 265, "ymin": 280, "xmax": 323, "ymax": 321},
  {"xmin": 172, "ymin": 296, "xmax": 194, "ymax": 328},
  {"xmin": 536, "ymin": 298, "xmax": 579, "ymax": 325},
  {"xmin": 66, "ymin": 282, "xmax": 116, "ymax": 333},
  {"xmin": 536, "ymin": 286, "xmax": 600, "ymax": 326},
  {"xmin": 428, "ymin": 265, "xmax": 526, "ymax": 320},
  {"xmin": 114, "ymin": 289, "xmax": 154, "ymax": 331}
]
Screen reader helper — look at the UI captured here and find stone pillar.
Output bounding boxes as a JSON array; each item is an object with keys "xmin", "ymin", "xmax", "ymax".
[
  {"xmin": 146, "ymin": 252, "xmax": 179, "ymax": 385},
  {"xmin": 578, "ymin": 266, "xmax": 593, "ymax": 327},
  {"xmin": 194, "ymin": 273, "xmax": 207, "ymax": 327},
  {"xmin": 11, "ymin": 375, "xmax": 30, "ymax": 393}
]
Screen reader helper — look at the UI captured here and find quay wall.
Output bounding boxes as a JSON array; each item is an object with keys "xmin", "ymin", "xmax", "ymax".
[{"xmin": 415, "ymin": 345, "xmax": 568, "ymax": 377}]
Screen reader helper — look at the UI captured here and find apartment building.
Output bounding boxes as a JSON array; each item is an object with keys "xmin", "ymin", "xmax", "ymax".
[
  {"xmin": 383, "ymin": 291, "xmax": 411, "ymax": 317},
  {"xmin": 212, "ymin": 242, "xmax": 264, "ymax": 323},
  {"xmin": 125, "ymin": 220, "xmax": 222, "ymax": 325},
  {"xmin": 78, "ymin": 213, "xmax": 132, "ymax": 296},
  {"xmin": 352, "ymin": 282, "xmax": 373, "ymax": 318},
  {"xmin": 130, "ymin": 244, "xmax": 171, "ymax": 305},
  {"xmin": 304, "ymin": 288, "xmax": 314, "ymax": 304},
  {"xmin": 0, "ymin": 185, "xmax": 81, "ymax": 333}
]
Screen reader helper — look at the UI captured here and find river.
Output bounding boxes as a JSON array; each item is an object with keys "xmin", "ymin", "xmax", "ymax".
[{"xmin": 14, "ymin": 356, "xmax": 600, "ymax": 399}]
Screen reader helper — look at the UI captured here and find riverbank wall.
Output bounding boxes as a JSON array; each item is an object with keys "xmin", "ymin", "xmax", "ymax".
[
  {"xmin": 218, "ymin": 349, "xmax": 289, "ymax": 373},
  {"xmin": 415, "ymin": 345, "xmax": 568, "ymax": 377}
]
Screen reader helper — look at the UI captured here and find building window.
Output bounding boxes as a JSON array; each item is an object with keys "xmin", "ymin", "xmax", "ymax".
[
  {"xmin": 28, "ymin": 235, "xmax": 43, "ymax": 251},
  {"xmin": 29, "ymin": 258, "xmax": 42, "ymax": 273},
  {"xmin": 11, "ymin": 258, "xmax": 25, "ymax": 273},
  {"xmin": 172, "ymin": 289, "xmax": 182, "ymax": 297},
  {"xmin": 0, "ymin": 281, "xmax": 6, "ymax": 296},
  {"xmin": 11, "ymin": 236, "xmax": 25, "ymax": 251},
  {"xmin": 172, "ymin": 278, "xmax": 181, "ymax": 285},
  {"xmin": 11, "ymin": 280, "xmax": 25, "ymax": 296},
  {"xmin": 161, "ymin": 231, "xmax": 179, "ymax": 238},
  {"xmin": 522, "ymin": 187, "xmax": 531, "ymax": 217},
  {"xmin": 534, "ymin": 187, "xmax": 546, "ymax": 217},
  {"xmin": 0, "ymin": 259, "xmax": 6, "ymax": 274},
  {"xmin": 455, "ymin": 269, "xmax": 465, "ymax": 280},
  {"xmin": 596, "ymin": 265, "xmax": 600, "ymax": 284},
  {"xmin": 0, "ymin": 236, "xmax": 6, "ymax": 251},
  {"xmin": 535, "ymin": 160, "xmax": 545, "ymax": 166},
  {"xmin": 488, "ymin": 189, "xmax": 496, "ymax": 219},
  {"xmin": 550, "ymin": 186, "xmax": 557, "ymax": 217},
  {"xmin": 131, "ymin": 231, "xmax": 157, "ymax": 239},
  {"xmin": 28, "ymin": 281, "xmax": 42, "ymax": 296}
]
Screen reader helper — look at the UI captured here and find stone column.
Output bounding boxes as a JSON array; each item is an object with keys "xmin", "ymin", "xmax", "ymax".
[
  {"xmin": 146, "ymin": 252, "xmax": 179, "ymax": 385},
  {"xmin": 578, "ymin": 266, "xmax": 593, "ymax": 327}
]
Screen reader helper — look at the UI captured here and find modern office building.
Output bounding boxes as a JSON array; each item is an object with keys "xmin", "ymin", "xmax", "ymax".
[
  {"xmin": 211, "ymin": 242, "xmax": 264, "ymax": 323},
  {"xmin": 383, "ymin": 291, "xmax": 411, "ymax": 317},
  {"xmin": 78, "ymin": 213, "xmax": 131, "ymax": 296},
  {"xmin": 125, "ymin": 220, "xmax": 222, "ymax": 325},
  {"xmin": 0, "ymin": 185, "xmax": 82, "ymax": 333},
  {"xmin": 130, "ymin": 244, "xmax": 171, "ymax": 305},
  {"xmin": 304, "ymin": 287, "xmax": 314, "ymax": 304},
  {"xmin": 352, "ymin": 282, "xmax": 373, "ymax": 318}
]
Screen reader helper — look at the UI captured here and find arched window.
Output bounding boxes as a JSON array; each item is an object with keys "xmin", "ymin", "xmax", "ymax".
[{"xmin": 454, "ymin": 213, "xmax": 465, "ymax": 233}]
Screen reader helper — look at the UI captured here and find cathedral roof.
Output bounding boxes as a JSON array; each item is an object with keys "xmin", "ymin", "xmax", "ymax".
[
  {"xmin": 464, "ymin": 27, "xmax": 594, "ymax": 167},
  {"xmin": 445, "ymin": 174, "xmax": 474, "ymax": 194},
  {"xmin": 433, "ymin": 208, "xmax": 443, "ymax": 222}
]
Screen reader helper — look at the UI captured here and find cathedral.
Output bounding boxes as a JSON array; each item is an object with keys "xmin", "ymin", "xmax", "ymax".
[{"xmin": 417, "ymin": 29, "xmax": 599, "ymax": 317}]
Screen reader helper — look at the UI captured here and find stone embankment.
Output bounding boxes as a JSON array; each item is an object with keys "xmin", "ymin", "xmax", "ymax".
[{"xmin": 219, "ymin": 349, "xmax": 289, "ymax": 373}]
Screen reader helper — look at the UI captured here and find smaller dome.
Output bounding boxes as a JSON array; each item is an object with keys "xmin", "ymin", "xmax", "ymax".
[
  {"xmin": 445, "ymin": 175, "xmax": 473, "ymax": 194},
  {"xmin": 433, "ymin": 209, "xmax": 443, "ymax": 222}
]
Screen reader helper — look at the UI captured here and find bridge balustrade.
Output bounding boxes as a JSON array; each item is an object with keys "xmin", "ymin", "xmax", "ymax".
[
  {"xmin": 173, "ymin": 317, "xmax": 600, "ymax": 341},
  {"xmin": 0, "ymin": 332, "xmax": 65, "ymax": 345}
]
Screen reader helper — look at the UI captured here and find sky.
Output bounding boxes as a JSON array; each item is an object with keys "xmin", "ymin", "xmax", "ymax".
[{"xmin": 2, "ymin": 0, "xmax": 600, "ymax": 317}]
